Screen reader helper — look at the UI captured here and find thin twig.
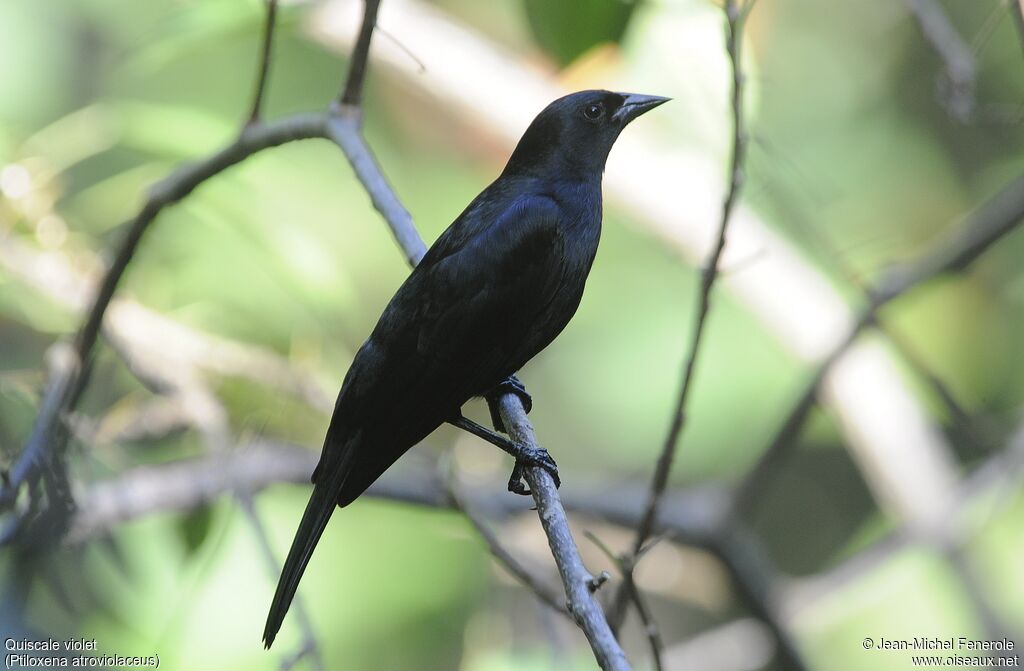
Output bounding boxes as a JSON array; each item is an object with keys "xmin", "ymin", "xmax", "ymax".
[
  {"xmin": 733, "ymin": 172, "xmax": 1024, "ymax": 514},
  {"xmin": 113, "ymin": 315, "xmax": 326, "ymax": 669},
  {"xmin": 730, "ymin": 323, "xmax": 863, "ymax": 514},
  {"xmin": 585, "ymin": 532, "xmax": 664, "ymax": 671},
  {"xmin": 238, "ymin": 495, "xmax": 325, "ymax": 671},
  {"xmin": 709, "ymin": 530, "xmax": 808, "ymax": 671},
  {"xmin": 338, "ymin": 0, "xmax": 381, "ymax": 109},
  {"xmin": 2, "ymin": 114, "xmax": 329, "ymax": 512},
  {"xmin": 903, "ymin": 0, "xmax": 976, "ymax": 121},
  {"xmin": 248, "ymin": 0, "xmax": 279, "ymax": 124},
  {"xmin": 760, "ymin": 169, "xmax": 980, "ymax": 443},
  {"xmin": 59, "ymin": 424, "xmax": 1024, "ymax": 665},
  {"xmin": 610, "ymin": 0, "xmax": 751, "ymax": 631}
]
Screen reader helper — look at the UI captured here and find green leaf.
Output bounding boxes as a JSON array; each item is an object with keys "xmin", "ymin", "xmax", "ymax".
[{"xmin": 523, "ymin": 0, "xmax": 639, "ymax": 65}]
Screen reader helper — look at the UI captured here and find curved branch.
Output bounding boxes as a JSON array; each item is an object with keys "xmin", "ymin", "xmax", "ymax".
[
  {"xmin": 247, "ymin": 0, "xmax": 280, "ymax": 124},
  {"xmin": 2, "ymin": 113, "xmax": 330, "ymax": 510},
  {"xmin": 611, "ymin": 0, "xmax": 752, "ymax": 634}
]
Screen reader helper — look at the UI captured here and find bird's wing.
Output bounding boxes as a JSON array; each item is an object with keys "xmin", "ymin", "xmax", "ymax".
[
  {"xmin": 329, "ymin": 192, "xmax": 569, "ymax": 504},
  {"xmin": 412, "ymin": 191, "xmax": 567, "ymax": 380}
]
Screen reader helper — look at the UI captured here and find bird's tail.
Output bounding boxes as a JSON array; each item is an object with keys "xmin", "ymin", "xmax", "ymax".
[{"xmin": 263, "ymin": 445, "xmax": 354, "ymax": 649}]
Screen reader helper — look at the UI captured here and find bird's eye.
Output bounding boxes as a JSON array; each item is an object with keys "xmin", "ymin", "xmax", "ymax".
[{"xmin": 583, "ymin": 104, "xmax": 603, "ymax": 120}]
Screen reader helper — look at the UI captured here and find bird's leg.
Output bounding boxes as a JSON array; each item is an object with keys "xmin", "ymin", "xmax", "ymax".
[
  {"xmin": 484, "ymin": 375, "xmax": 532, "ymax": 433},
  {"xmin": 448, "ymin": 414, "xmax": 559, "ymax": 495}
]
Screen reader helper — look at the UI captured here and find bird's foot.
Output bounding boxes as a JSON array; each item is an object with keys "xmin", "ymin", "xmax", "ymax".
[
  {"xmin": 486, "ymin": 375, "xmax": 532, "ymax": 433},
  {"xmin": 506, "ymin": 446, "xmax": 560, "ymax": 496},
  {"xmin": 446, "ymin": 413, "xmax": 558, "ymax": 495}
]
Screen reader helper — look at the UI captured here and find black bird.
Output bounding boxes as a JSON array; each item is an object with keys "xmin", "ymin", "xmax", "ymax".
[{"xmin": 263, "ymin": 89, "xmax": 668, "ymax": 647}]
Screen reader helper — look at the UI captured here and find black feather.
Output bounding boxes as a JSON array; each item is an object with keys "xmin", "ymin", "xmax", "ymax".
[{"xmin": 264, "ymin": 89, "xmax": 668, "ymax": 646}]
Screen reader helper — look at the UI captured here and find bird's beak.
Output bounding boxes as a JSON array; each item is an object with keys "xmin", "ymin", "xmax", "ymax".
[{"xmin": 613, "ymin": 93, "xmax": 671, "ymax": 125}]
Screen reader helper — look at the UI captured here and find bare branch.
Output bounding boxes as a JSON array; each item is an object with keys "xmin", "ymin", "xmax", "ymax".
[
  {"xmin": 325, "ymin": 115, "xmax": 423, "ymax": 265},
  {"xmin": 338, "ymin": 0, "xmax": 382, "ymax": 109},
  {"xmin": 493, "ymin": 395, "xmax": 630, "ymax": 671},
  {"xmin": 734, "ymin": 172, "xmax": 1024, "ymax": 515},
  {"xmin": 0, "ymin": 237, "xmax": 334, "ymax": 414},
  {"xmin": 903, "ymin": 0, "xmax": 976, "ymax": 121},
  {"xmin": 324, "ymin": 3, "xmax": 630, "ymax": 662},
  {"xmin": 248, "ymin": 0, "xmax": 280, "ymax": 124},
  {"xmin": 585, "ymin": 532, "xmax": 664, "ymax": 671},
  {"xmin": 872, "ymin": 174, "xmax": 1024, "ymax": 302},
  {"xmin": 710, "ymin": 530, "xmax": 808, "ymax": 671},
  {"xmin": 62, "ymin": 440, "xmax": 726, "ymax": 546},
  {"xmin": 611, "ymin": 0, "xmax": 752, "ymax": 632},
  {"xmin": 2, "ymin": 113, "xmax": 330, "ymax": 511},
  {"xmin": 238, "ymin": 496, "xmax": 324, "ymax": 671}
]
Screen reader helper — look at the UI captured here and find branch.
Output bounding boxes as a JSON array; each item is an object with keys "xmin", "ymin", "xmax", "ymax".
[
  {"xmin": 338, "ymin": 0, "xmax": 381, "ymax": 109},
  {"xmin": 585, "ymin": 531, "xmax": 664, "ymax": 671},
  {"xmin": 611, "ymin": 0, "xmax": 751, "ymax": 631},
  {"xmin": 325, "ymin": 116, "xmax": 423, "ymax": 266},
  {"xmin": 62, "ymin": 438, "xmax": 726, "ymax": 546},
  {"xmin": 248, "ymin": 0, "xmax": 279, "ymax": 124},
  {"xmin": 494, "ymin": 394, "xmax": 631, "ymax": 671},
  {"xmin": 2, "ymin": 113, "xmax": 329, "ymax": 511},
  {"xmin": 304, "ymin": 0, "xmax": 966, "ymax": 591},
  {"xmin": 785, "ymin": 427, "xmax": 1024, "ymax": 633},
  {"xmin": 64, "ymin": 422, "xmax": 1024, "ymax": 648},
  {"xmin": 325, "ymin": 5, "xmax": 630, "ymax": 664},
  {"xmin": 903, "ymin": 0, "xmax": 976, "ymax": 121},
  {"xmin": 709, "ymin": 530, "xmax": 808, "ymax": 671},
  {"xmin": 105, "ymin": 300, "xmax": 326, "ymax": 669},
  {"xmin": 238, "ymin": 495, "xmax": 324, "ymax": 671},
  {"xmin": 734, "ymin": 172, "xmax": 1024, "ymax": 513},
  {"xmin": 872, "ymin": 174, "xmax": 1024, "ymax": 303},
  {"xmin": 0, "ymin": 235, "xmax": 334, "ymax": 415}
]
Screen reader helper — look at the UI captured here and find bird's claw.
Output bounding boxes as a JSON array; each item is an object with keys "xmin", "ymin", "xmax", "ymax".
[
  {"xmin": 507, "ymin": 462, "xmax": 530, "ymax": 495},
  {"xmin": 486, "ymin": 375, "xmax": 532, "ymax": 433},
  {"xmin": 506, "ymin": 446, "xmax": 560, "ymax": 496}
]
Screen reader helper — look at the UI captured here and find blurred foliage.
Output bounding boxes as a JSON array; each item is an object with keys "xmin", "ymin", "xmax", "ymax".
[
  {"xmin": 1, "ymin": 0, "xmax": 1023, "ymax": 669},
  {"xmin": 523, "ymin": 0, "xmax": 640, "ymax": 65}
]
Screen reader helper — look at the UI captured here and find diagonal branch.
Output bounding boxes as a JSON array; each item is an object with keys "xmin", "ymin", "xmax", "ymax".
[
  {"xmin": 733, "ymin": 172, "xmax": 1024, "ymax": 514},
  {"xmin": 2, "ymin": 114, "xmax": 330, "ymax": 512},
  {"xmin": 494, "ymin": 394, "xmax": 631, "ymax": 670},
  {"xmin": 610, "ymin": 0, "xmax": 752, "ymax": 632}
]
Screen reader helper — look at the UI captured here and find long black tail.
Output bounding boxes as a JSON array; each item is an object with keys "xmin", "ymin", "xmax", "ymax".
[{"xmin": 263, "ymin": 447, "xmax": 353, "ymax": 648}]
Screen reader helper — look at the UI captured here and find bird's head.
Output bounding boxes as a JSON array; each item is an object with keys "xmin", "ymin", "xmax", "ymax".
[{"xmin": 502, "ymin": 89, "xmax": 670, "ymax": 178}]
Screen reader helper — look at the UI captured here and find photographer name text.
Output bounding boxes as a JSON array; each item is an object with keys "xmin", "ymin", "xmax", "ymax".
[{"xmin": 872, "ymin": 637, "xmax": 1015, "ymax": 651}]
